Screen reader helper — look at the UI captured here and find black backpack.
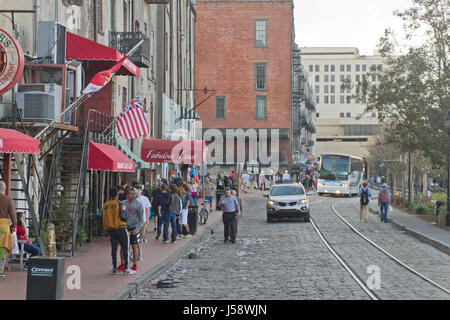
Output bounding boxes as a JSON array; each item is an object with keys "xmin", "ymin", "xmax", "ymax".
[{"xmin": 360, "ymin": 189, "xmax": 369, "ymax": 205}]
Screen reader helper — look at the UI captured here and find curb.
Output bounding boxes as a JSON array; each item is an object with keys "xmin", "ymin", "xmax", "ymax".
[
  {"xmin": 368, "ymin": 207, "xmax": 450, "ymax": 256},
  {"xmin": 109, "ymin": 217, "xmax": 223, "ymax": 300}
]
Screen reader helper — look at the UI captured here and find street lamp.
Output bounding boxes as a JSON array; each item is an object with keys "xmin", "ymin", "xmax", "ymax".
[
  {"xmin": 445, "ymin": 110, "xmax": 450, "ymax": 226},
  {"xmin": 407, "ymin": 132, "xmax": 413, "ymax": 207}
]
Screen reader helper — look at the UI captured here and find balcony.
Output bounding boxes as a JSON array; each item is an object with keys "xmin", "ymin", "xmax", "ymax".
[{"xmin": 109, "ymin": 32, "xmax": 150, "ymax": 68}]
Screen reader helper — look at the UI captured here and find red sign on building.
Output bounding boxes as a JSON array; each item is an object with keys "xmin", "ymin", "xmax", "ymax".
[
  {"xmin": 0, "ymin": 29, "xmax": 25, "ymax": 95},
  {"xmin": 141, "ymin": 139, "xmax": 206, "ymax": 164}
]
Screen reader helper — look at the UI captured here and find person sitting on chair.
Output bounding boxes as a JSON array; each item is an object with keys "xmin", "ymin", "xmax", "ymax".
[{"xmin": 16, "ymin": 212, "xmax": 41, "ymax": 270}]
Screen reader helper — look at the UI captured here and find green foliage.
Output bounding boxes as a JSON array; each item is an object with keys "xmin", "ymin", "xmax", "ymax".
[
  {"xmin": 408, "ymin": 202, "xmax": 434, "ymax": 214},
  {"xmin": 352, "ymin": 0, "xmax": 450, "ymax": 169},
  {"xmin": 431, "ymin": 192, "xmax": 447, "ymax": 203}
]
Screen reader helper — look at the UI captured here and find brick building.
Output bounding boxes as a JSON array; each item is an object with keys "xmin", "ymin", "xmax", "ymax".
[{"xmin": 195, "ymin": 0, "xmax": 294, "ymax": 174}]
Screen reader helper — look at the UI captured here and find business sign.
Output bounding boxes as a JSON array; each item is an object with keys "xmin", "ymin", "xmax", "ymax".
[
  {"xmin": 142, "ymin": 139, "xmax": 206, "ymax": 164},
  {"xmin": 0, "ymin": 29, "xmax": 25, "ymax": 95},
  {"xmin": 30, "ymin": 266, "xmax": 55, "ymax": 277}
]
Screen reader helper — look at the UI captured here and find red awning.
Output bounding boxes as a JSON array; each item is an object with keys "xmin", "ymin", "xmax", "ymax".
[
  {"xmin": 141, "ymin": 139, "xmax": 206, "ymax": 164},
  {"xmin": 0, "ymin": 128, "xmax": 39, "ymax": 154},
  {"xmin": 66, "ymin": 32, "xmax": 140, "ymax": 77},
  {"xmin": 88, "ymin": 141, "xmax": 135, "ymax": 172}
]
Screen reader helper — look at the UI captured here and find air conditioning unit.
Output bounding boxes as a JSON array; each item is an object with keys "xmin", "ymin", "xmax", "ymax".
[
  {"xmin": 16, "ymin": 84, "xmax": 62, "ymax": 121},
  {"xmin": 37, "ymin": 21, "xmax": 67, "ymax": 64}
]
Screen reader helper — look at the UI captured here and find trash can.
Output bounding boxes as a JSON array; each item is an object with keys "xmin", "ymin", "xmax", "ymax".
[
  {"xmin": 26, "ymin": 256, "xmax": 65, "ymax": 300},
  {"xmin": 216, "ymin": 190, "xmax": 224, "ymax": 210},
  {"xmin": 188, "ymin": 205, "xmax": 198, "ymax": 235}
]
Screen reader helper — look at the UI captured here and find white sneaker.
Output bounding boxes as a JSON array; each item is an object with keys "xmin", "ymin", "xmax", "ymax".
[
  {"xmin": 138, "ymin": 256, "xmax": 142, "ymax": 261},
  {"xmin": 124, "ymin": 268, "xmax": 137, "ymax": 275}
]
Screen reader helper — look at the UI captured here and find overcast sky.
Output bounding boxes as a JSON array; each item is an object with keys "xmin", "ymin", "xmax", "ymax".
[{"xmin": 293, "ymin": 0, "xmax": 413, "ymax": 55}]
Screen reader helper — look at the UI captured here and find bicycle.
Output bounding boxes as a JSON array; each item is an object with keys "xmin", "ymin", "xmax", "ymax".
[{"xmin": 198, "ymin": 202, "xmax": 209, "ymax": 225}]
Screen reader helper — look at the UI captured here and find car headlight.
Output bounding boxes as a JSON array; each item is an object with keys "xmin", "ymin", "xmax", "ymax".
[
  {"xmin": 297, "ymin": 199, "xmax": 308, "ymax": 205},
  {"xmin": 342, "ymin": 184, "xmax": 348, "ymax": 187},
  {"xmin": 268, "ymin": 200, "xmax": 277, "ymax": 205}
]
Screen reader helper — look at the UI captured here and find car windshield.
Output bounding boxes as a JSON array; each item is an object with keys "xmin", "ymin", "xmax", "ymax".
[{"xmin": 270, "ymin": 186, "xmax": 305, "ymax": 196}]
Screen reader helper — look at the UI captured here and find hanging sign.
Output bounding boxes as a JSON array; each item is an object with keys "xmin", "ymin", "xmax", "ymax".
[{"xmin": 0, "ymin": 29, "xmax": 25, "ymax": 95}]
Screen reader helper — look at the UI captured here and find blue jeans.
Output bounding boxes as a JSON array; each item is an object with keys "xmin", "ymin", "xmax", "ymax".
[
  {"xmin": 380, "ymin": 202, "xmax": 389, "ymax": 221},
  {"xmin": 23, "ymin": 242, "xmax": 41, "ymax": 257},
  {"xmin": 163, "ymin": 213, "xmax": 177, "ymax": 242},
  {"xmin": 157, "ymin": 214, "xmax": 164, "ymax": 237},
  {"xmin": 176, "ymin": 215, "xmax": 182, "ymax": 235}
]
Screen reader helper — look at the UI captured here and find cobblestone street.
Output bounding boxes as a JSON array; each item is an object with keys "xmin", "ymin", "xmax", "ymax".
[{"xmin": 132, "ymin": 194, "xmax": 449, "ymax": 300}]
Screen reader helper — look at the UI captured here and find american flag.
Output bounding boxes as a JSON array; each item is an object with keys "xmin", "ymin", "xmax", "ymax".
[{"xmin": 117, "ymin": 97, "xmax": 150, "ymax": 140}]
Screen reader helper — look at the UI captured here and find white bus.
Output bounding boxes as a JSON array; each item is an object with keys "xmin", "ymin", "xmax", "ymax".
[{"xmin": 317, "ymin": 153, "xmax": 365, "ymax": 197}]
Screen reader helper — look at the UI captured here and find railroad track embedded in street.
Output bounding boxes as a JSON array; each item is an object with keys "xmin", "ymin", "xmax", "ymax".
[{"xmin": 309, "ymin": 198, "xmax": 450, "ymax": 300}]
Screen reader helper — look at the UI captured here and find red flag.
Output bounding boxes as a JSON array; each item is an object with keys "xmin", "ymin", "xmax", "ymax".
[{"xmin": 82, "ymin": 55, "xmax": 128, "ymax": 94}]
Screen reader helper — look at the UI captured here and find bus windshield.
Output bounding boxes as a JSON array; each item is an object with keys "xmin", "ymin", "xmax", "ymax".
[{"xmin": 319, "ymin": 155, "xmax": 349, "ymax": 181}]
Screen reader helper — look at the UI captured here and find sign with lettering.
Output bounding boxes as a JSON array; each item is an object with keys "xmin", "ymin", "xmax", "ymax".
[
  {"xmin": 0, "ymin": 29, "xmax": 25, "ymax": 95},
  {"xmin": 141, "ymin": 139, "xmax": 206, "ymax": 164}
]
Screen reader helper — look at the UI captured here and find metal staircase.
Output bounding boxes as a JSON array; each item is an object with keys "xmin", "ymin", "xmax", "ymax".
[{"xmin": 45, "ymin": 136, "xmax": 86, "ymax": 256}]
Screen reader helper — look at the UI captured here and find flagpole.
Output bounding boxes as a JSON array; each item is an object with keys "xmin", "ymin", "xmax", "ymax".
[{"xmin": 35, "ymin": 40, "xmax": 145, "ymax": 140}]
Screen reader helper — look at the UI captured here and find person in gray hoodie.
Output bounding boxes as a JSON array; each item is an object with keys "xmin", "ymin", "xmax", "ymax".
[{"xmin": 124, "ymin": 188, "xmax": 145, "ymax": 272}]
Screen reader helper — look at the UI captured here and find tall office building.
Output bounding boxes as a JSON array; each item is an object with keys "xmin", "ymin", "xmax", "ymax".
[{"xmin": 300, "ymin": 47, "xmax": 384, "ymax": 158}]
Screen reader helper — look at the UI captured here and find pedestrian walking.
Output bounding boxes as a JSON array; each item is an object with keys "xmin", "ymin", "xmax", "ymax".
[
  {"xmin": 216, "ymin": 174, "xmax": 224, "ymax": 191},
  {"xmin": 230, "ymin": 189, "xmax": 242, "ymax": 237},
  {"xmin": 0, "ymin": 181, "xmax": 17, "ymax": 278},
  {"xmin": 241, "ymin": 171, "xmax": 250, "ymax": 193},
  {"xmin": 204, "ymin": 178, "xmax": 215, "ymax": 212},
  {"xmin": 259, "ymin": 171, "xmax": 266, "ymax": 191},
  {"xmin": 163, "ymin": 184, "xmax": 182, "ymax": 243},
  {"xmin": 219, "ymin": 187, "xmax": 241, "ymax": 243},
  {"xmin": 180, "ymin": 184, "xmax": 193, "ymax": 238},
  {"xmin": 136, "ymin": 185, "xmax": 151, "ymax": 259},
  {"xmin": 357, "ymin": 182, "xmax": 372, "ymax": 223},
  {"xmin": 189, "ymin": 178, "xmax": 199, "ymax": 206},
  {"xmin": 378, "ymin": 183, "xmax": 391, "ymax": 223},
  {"xmin": 156, "ymin": 184, "xmax": 170, "ymax": 240},
  {"xmin": 376, "ymin": 176, "xmax": 381, "ymax": 187},
  {"xmin": 175, "ymin": 186, "xmax": 183, "ymax": 239},
  {"xmin": 282, "ymin": 170, "xmax": 291, "ymax": 183},
  {"xmin": 370, "ymin": 176, "xmax": 375, "ymax": 188},
  {"xmin": 150, "ymin": 183, "xmax": 162, "ymax": 232},
  {"xmin": 102, "ymin": 187, "xmax": 135, "ymax": 275},
  {"xmin": 124, "ymin": 188, "xmax": 145, "ymax": 272}
]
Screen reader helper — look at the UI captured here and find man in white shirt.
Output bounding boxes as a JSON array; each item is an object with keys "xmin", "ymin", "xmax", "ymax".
[
  {"xmin": 136, "ymin": 185, "xmax": 151, "ymax": 260},
  {"xmin": 282, "ymin": 170, "xmax": 291, "ymax": 183}
]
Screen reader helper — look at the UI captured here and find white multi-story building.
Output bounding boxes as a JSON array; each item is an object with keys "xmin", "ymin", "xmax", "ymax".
[{"xmin": 300, "ymin": 47, "xmax": 384, "ymax": 158}]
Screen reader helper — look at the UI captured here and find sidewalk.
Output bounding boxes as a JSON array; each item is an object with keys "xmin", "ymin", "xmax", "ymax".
[
  {"xmin": 368, "ymin": 191, "xmax": 450, "ymax": 255},
  {"xmin": 0, "ymin": 208, "xmax": 223, "ymax": 300}
]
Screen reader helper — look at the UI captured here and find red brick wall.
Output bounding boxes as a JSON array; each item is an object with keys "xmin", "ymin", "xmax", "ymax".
[{"xmin": 195, "ymin": 1, "xmax": 292, "ymax": 130}]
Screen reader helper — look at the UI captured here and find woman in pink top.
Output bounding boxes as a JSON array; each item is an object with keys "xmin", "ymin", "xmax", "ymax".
[
  {"xmin": 188, "ymin": 179, "xmax": 199, "ymax": 206},
  {"xmin": 16, "ymin": 212, "xmax": 41, "ymax": 270}
]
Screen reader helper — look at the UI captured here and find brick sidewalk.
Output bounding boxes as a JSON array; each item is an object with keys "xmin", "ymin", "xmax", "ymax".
[{"xmin": 0, "ymin": 209, "xmax": 223, "ymax": 300}]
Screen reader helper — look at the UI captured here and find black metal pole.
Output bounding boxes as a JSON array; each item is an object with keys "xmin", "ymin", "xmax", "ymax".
[
  {"xmin": 446, "ymin": 128, "xmax": 450, "ymax": 226},
  {"xmin": 408, "ymin": 148, "xmax": 411, "ymax": 207}
]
